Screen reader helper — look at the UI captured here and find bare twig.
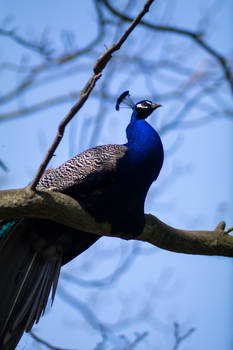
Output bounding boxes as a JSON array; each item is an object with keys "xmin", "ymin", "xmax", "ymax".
[
  {"xmin": 30, "ymin": 331, "xmax": 77, "ymax": 350},
  {"xmin": 29, "ymin": 0, "xmax": 156, "ymax": 190},
  {"xmin": 0, "ymin": 10, "xmax": 105, "ymax": 106},
  {"xmin": 172, "ymin": 322, "xmax": 195, "ymax": 350},
  {"xmin": 29, "ymin": 72, "xmax": 101, "ymax": 190},
  {"xmin": 101, "ymin": 0, "xmax": 233, "ymax": 95},
  {"xmin": 62, "ymin": 243, "xmax": 141, "ymax": 288},
  {"xmin": 93, "ymin": 0, "xmax": 155, "ymax": 74},
  {"xmin": 0, "ymin": 74, "xmax": 34, "ymax": 104},
  {"xmin": 160, "ymin": 79, "xmax": 223, "ymax": 135},
  {"xmin": 0, "ymin": 83, "xmax": 186, "ymax": 122},
  {"xmin": 0, "ymin": 160, "xmax": 8, "ymax": 172},
  {"xmin": 58, "ymin": 285, "xmax": 104, "ymax": 331},
  {"xmin": 0, "ymin": 92, "xmax": 79, "ymax": 122},
  {"xmin": 0, "ymin": 28, "xmax": 52, "ymax": 56},
  {"xmin": 128, "ymin": 332, "xmax": 148, "ymax": 350},
  {"xmin": 58, "ymin": 285, "xmax": 148, "ymax": 350}
]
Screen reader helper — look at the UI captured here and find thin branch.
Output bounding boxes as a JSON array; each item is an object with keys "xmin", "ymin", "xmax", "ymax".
[
  {"xmin": 172, "ymin": 322, "xmax": 195, "ymax": 350},
  {"xmin": 30, "ymin": 331, "xmax": 77, "ymax": 350},
  {"xmin": 0, "ymin": 75, "xmax": 35, "ymax": 104},
  {"xmin": 0, "ymin": 28, "xmax": 52, "ymax": 56},
  {"xmin": 28, "ymin": 72, "xmax": 101, "ymax": 190},
  {"xmin": 58, "ymin": 284, "xmax": 104, "ymax": 332},
  {"xmin": 58, "ymin": 285, "xmax": 148, "ymax": 350},
  {"xmin": 0, "ymin": 92, "xmax": 79, "ymax": 122},
  {"xmin": 93, "ymin": 0, "xmax": 155, "ymax": 74},
  {"xmin": 128, "ymin": 332, "xmax": 148, "ymax": 350},
  {"xmin": 0, "ymin": 84, "xmax": 183, "ymax": 122},
  {"xmin": 101, "ymin": 0, "xmax": 233, "ymax": 96},
  {"xmin": 0, "ymin": 15, "xmax": 105, "ymax": 106},
  {"xmin": 160, "ymin": 79, "xmax": 223, "ymax": 135},
  {"xmin": 62, "ymin": 243, "xmax": 141, "ymax": 288},
  {"xmin": 0, "ymin": 160, "xmax": 8, "ymax": 172},
  {"xmin": 29, "ymin": 0, "xmax": 156, "ymax": 190}
]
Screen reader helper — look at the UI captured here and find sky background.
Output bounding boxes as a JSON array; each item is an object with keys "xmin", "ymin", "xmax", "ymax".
[{"xmin": 0, "ymin": 1, "xmax": 233, "ymax": 349}]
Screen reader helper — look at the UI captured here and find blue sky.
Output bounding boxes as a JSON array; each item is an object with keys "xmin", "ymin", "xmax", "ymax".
[{"xmin": 1, "ymin": 1, "xmax": 233, "ymax": 349}]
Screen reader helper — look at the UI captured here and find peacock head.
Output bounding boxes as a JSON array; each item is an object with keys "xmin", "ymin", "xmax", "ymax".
[
  {"xmin": 115, "ymin": 90, "xmax": 161, "ymax": 120},
  {"xmin": 134, "ymin": 100, "xmax": 162, "ymax": 119}
]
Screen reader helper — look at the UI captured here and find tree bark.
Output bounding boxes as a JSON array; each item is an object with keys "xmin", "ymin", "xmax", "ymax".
[{"xmin": 0, "ymin": 187, "xmax": 232, "ymax": 258}]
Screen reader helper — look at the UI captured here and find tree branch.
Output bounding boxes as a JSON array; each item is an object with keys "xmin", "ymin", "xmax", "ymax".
[
  {"xmin": 0, "ymin": 28, "xmax": 52, "ymax": 56},
  {"xmin": 0, "ymin": 92, "xmax": 79, "ymax": 122},
  {"xmin": 101, "ymin": 0, "xmax": 233, "ymax": 96},
  {"xmin": 29, "ymin": 0, "xmax": 156, "ymax": 190},
  {"xmin": 0, "ymin": 187, "xmax": 233, "ymax": 258},
  {"xmin": 30, "ymin": 331, "xmax": 73, "ymax": 350},
  {"xmin": 29, "ymin": 72, "xmax": 102, "ymax": 190},
  {"xmin": 172, "ymin": 322, "xmax": 195, "ymax": 350},
  {"xmin": 0, "ymin": 9, "xmax": 105, "ymax": 107}
]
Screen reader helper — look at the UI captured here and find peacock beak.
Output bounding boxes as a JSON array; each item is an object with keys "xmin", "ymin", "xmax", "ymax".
[{"xmin": 151, "ymin": 103, "xmax": 162, "ymax": 110}]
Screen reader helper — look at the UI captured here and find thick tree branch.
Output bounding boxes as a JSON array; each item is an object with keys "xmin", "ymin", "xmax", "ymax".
[
  {"xmin": 0, "ymin": 188, "xmax": 233, "ymax": 258},
  {"xmin": 29, "ymin": 0, "xmax": 155, "ymax": 190}
]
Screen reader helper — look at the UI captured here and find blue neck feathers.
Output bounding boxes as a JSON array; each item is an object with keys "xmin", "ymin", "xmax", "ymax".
[{"xmin": 125, "ymin": 109, "xmax": 164, "ymax": 183}]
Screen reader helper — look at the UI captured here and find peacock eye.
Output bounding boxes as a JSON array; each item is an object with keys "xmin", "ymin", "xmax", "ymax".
[
  {"xmin": 137, "ymin": 101, "xmax": 151, "ymax": 109},
  {"xmin": 143, "ymin": 101, "xmax": 151, "ymax": 107}
]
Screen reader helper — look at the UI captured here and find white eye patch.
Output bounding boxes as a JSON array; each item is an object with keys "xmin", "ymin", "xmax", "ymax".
[{"xmin": 136, "ymin": 101, "xmax": 152, "ymax": 109}]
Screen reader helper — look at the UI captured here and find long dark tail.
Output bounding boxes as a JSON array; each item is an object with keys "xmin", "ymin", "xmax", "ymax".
[
  {"xmin": 0, "ymin": 219, "xmax": 62, "ymax": 350},
  {"xmin": 0, "ymin": 218, "xmax": 99, "ymax": 350}
]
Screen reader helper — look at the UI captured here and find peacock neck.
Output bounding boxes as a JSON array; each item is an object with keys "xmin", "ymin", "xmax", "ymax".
[
  {"xmin": 126, "ymin": 111, "xmax": 160, "ymax": 151},
  {"xmin": 125, "ymin": 110, "xmax": 164, "ymax": 183}
]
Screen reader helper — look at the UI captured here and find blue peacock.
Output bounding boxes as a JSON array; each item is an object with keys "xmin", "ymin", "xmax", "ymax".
[{"xmin": 0, "ymin": 91, "xmax": 163, "ymax": 349}]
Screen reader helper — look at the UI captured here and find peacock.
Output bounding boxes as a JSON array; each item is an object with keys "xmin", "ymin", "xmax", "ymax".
[{"xmin": 0, "ymin": 91, "xmax": 164, "ymax": 349}]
